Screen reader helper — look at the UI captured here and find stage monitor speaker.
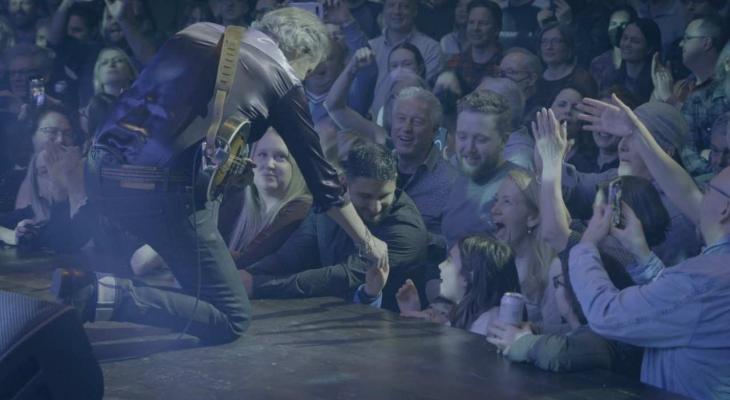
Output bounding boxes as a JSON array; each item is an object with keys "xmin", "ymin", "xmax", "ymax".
[{"xmin": 0, "ymin": 290, "xmax": 103, "ymax": 400}]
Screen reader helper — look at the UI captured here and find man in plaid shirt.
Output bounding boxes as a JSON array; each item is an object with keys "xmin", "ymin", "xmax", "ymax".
[{"xmin": 444, "ymin": 0, "xmax": 502, "ymax": 93}]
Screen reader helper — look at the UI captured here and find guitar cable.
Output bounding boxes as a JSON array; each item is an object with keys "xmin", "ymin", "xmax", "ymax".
[{"xmin": 177, "ymin": 145, "xmax": 203, "ymax": 341}]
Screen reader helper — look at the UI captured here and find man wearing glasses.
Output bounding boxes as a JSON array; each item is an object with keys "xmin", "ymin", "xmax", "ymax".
[
  {"xmin": 676, "ymin": 16, "xmax": 729, "ymax": 176},
  {"xmin": 570, "ymin": 94, "xmax": 730, "ymax": 400},
  {"xmin": 498, "ymin": 47, "xmax": 544, "ymax": 124}
]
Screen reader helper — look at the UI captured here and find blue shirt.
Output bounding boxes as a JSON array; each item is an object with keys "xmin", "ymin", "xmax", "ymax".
[{"xmin": 569, "ymin": 238, "xmax": 730, "ymax": 399}]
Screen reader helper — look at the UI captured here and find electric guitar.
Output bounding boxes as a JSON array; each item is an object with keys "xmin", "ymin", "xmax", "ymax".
[{"xmin": 200, "ymin": 113, "xmax": 251, "ymax": 200}]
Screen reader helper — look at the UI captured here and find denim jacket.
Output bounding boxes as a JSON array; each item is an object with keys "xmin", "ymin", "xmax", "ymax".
[{"xmin": 569, "ymin": 238, "xmax": 730, "ymax": 399}]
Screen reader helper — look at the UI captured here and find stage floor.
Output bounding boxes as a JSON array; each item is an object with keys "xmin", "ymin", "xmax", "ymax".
[{"xmin": 0, "ymin": 247, "xmax": 687, "ymax": 399}]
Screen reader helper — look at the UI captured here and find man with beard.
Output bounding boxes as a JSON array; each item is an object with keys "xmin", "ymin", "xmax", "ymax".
[
  {"xmin": 7, "ymin": 0, "xmax": 43, "ymax": 44},
  {"xmin": 242, "ymin": 142, "xmax": 429, "ymax": 311},
  {"xmin": 442, "ymin": 90, "xmax": 522, "ymax": 246}
]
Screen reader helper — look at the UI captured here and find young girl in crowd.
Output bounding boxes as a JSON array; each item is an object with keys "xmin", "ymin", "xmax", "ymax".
[{"xmin": 396, "ymin": 235, "xmax": 520, "ymax": 336}]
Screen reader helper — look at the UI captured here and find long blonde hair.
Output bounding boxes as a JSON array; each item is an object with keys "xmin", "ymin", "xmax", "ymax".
[
  {"xmin": 506, "ymin": 169, "xmax": 553, "ymax": 305},
  {"xmin": 26, "ymin": 153, "xmax": 53, "ymax": 223},
  {"xmin": 228, "ymin": 131, "xmax": 311, "ymax": 252}
]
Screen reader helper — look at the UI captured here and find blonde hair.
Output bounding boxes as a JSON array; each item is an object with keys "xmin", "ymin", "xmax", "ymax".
[
  {"xmin": 26, "ymin": 153, "xmax": 53, "ymax": 223},
  {"xmin": 251, "ymin": 7, "xmax": 330, "ymax": 78},
  {"xmin": 93, "ymin": 47, "xmax": 138, "ymax": 95},
  {"xmin": 228, "ymin": 130, "xmax": 311, "ymax": 252},
  {"xmin": 506, "ymin": 169, "xmax": 553, "ymax": 306}
]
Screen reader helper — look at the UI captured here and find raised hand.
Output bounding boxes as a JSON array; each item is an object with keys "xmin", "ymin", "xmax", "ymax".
[
  {"xmin": 576, "ymin": 94, "xmax": 637, "ymax": 137},
  {"xmin": 322, "ymin": 0, "xmax": 354, "ymax": 25},
  {"xmin": 651, "ymin": 53, "xmax": 674, "ymax": 102},
  {"xmin": 532, "ymin": 108, "xmax": 568, "ymax": 170},
  {"xmin": 396, "ymin": 279, "xmax": 421, "ymax": 313},
  {"xmin": 349, "ymin": 47, "xmax": 375, "ymax": 72},
  {"xmin": 553, "ymin": 0, "xmax": 573, "ymax": 24},
  {"xmin": 105, "ymin": 0, "xmax": 130, "ymax": 22}
]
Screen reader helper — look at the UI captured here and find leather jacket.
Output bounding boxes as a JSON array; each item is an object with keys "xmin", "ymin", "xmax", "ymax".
[{"xmin": 93, "ymin": 23, "xmax": 344, "ymax": 212}]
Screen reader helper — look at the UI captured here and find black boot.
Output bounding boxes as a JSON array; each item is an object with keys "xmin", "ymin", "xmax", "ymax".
[{"xmin": 51, "ymin": 268, "xmax": 98, "ymax": 323}]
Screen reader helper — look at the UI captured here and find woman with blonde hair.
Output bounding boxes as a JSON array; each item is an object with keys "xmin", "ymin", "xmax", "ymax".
[
  {"xmin": 219, "ymin": 128, "xmax": 312, "ymax": 267},
  {"xmin": 490, "ymin": 168, "xmax": 560, "ymax": 329},
  {"xmin": 92, "ymin": 47, "xmax": 138, "ymax": 96}
]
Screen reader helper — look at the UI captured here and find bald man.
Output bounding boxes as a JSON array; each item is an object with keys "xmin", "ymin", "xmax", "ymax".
[{"xmin": 568, "ymin": 95, "xmax": 730, "ymax": 399}]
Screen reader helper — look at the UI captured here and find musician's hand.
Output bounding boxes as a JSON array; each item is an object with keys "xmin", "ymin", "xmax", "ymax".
[{"xmin": 365, "ymin": 235, "xmax": 389, "ymax": 273}]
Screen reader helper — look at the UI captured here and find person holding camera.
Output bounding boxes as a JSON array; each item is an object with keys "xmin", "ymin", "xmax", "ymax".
[{"xmin": 566, "ymin": 94, "xmax": 730, "ymax": 399}]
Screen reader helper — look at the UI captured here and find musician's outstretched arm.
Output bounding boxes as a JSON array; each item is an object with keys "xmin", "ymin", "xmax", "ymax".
[
  {"xmin": 272, "ymin": 88, "xmax": 389, "ymax": 270},
  {"xmin": 326, "ymin": 203, "xmax": 389, "ymax": 270}
]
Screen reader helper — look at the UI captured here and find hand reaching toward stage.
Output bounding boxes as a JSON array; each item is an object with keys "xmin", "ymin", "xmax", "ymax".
[
  {"xmin": 396, "ymin": 279, "xmax": 422, "ymax": 313},
  {"xmin": 364, "ymin": 258, "xmax": 390, "ymax": 299}
]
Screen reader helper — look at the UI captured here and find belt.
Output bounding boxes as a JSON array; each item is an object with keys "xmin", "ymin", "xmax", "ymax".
[{"xmin": 100, "ymin": 165, "xmax": 191, "ymax": 192}]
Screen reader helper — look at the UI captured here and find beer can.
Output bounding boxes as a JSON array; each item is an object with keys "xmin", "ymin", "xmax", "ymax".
[{"xmin": 498, "ymin": 292, "xmax": 525, "ymax": 326}]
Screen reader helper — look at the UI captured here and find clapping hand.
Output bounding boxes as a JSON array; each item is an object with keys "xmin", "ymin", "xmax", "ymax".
[{"xmin": 651, "ymin": 53, "xmax": 674, "ymax": 102}]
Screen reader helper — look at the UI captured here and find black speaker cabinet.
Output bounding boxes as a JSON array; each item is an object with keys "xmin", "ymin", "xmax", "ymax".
[{"xmin": 0, "ymin": 290, "xmax": 103, "ymax": 400}]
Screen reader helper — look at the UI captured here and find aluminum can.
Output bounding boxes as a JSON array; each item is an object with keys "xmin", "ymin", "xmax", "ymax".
[{"xmin": 498, "ymin": 292, "xmax": 525, "ymax": 326}]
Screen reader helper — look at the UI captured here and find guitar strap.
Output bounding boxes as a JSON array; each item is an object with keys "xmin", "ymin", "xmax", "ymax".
[{"xmin": 171, "ymin": 25, "xmax": 246, "ymax": 160}]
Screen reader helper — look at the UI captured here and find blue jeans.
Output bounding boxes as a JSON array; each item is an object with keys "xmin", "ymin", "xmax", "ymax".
[{"xmin": 86, "ymin": 147, "xmax": 251, "ymax": 344}]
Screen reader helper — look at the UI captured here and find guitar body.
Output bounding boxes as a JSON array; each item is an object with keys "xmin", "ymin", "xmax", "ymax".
[{"xmin": 204, "ymin": 114, "xmax": 251, "ymax": 200}]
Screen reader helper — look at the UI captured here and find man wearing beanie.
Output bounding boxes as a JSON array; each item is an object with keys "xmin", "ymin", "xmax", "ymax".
[{"xmin": 562, "ymin": 101, "xmax": 701, "ymax": 265}]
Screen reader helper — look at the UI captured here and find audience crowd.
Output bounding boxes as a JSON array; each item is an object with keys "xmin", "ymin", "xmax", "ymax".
[{"xmin": 0, "ymin": 0, "xmax": 729, "ymax": 398}]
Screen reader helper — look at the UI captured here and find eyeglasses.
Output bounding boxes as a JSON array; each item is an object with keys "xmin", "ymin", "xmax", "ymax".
[{"xmin": 681, "ymin": 35, "xmax": 708, "ymax": 43}]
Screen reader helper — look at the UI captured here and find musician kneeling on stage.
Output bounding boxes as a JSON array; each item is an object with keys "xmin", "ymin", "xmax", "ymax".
[
  {"xmin": 51, "ymin": 8, "xmax": 389, "ymax": 345},
  {"xmin": 242, "ymin": 142, "xmax": 429, "ymax": 311}
]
